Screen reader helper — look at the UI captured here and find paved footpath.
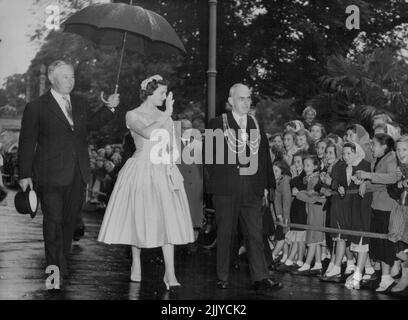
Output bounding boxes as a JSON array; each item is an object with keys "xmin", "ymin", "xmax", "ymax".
[{"xmin": 0, "ymin": 189, "xmax": 405, "ymax": 300}]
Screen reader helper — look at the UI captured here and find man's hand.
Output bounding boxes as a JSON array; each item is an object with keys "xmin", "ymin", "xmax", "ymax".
[
  {"xmin": 338, "ymin": 186, "xmax": 345, "ymax": 197},
  {"xmin": 19, "ymin": 178, "xmax": 33, "ymax": 192},
  {"xmin": 106, "ymin": 93, "xmax": 120, "ymax": 109}
]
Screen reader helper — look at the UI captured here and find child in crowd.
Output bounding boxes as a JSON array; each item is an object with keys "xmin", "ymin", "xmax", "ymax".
[
  {"xmin": 316, "ymin": 139, "xmax": 328, "ymax": 170},
  {"xmin": 293, "ymin": 155, "xmax": 326, "ymax": 275},
  {"xmin": 278, "ymin": 151, "xmax": 308, "ymax": 271},
  {"xmin": 285, "ymin": 120, "xmax": 304, "ymax": 133},
  {"xmin": 302, "ymin": 106, "xmax": 317, "ymax": 131},
  {"xmin": 310, "ymin": 123, "xmax": 326, "ymax": 144},
  {"xmin": 326, "ymin": 133, "xmax": 343, "ymax": 146},
  {"xmin": 345, "ymin": 124, "xmax": 374, "ymax": 163},
  {"xmin": 271, "ymin": 160, "xmax": 292, "ymax": 266},
  {"xmin": 323, "ymin": 143, "xmax": 372, "ymax": 289},
  {"xmin": 296, "ymin": 129, "xmax": 312, "ymax": 153},
  {"xmin": 320, "ymin": 142, "xmax": 343, "ymax": 273}
]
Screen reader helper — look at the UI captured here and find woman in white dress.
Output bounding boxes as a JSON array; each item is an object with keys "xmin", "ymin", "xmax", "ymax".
[{"xmin": 98, "ymin": 75, "xmax": 195, "ymax": 290}]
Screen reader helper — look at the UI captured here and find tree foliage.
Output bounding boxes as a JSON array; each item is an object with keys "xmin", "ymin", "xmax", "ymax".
[{"xmin": 3, "ymin": 0, "xmax": 408, "ymax": 142}]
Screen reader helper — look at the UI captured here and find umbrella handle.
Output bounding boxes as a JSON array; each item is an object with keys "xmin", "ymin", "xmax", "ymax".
[
  {"xmin": 100, "ymin": 91, "xmax": 109, "ymax": 104},
  {"xmin": 100, "ymin": 85, "xmax": 119, "ymax": 105}
]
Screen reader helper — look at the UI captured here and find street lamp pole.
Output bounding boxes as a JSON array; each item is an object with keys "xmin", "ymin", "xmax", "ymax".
[{"xmin": 207, "ymin": 0, "xmax": 217, "ymax": 122}]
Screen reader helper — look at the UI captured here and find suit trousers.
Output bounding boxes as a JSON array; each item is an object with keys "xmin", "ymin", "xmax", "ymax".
[
  {"xmin": 213, "ymin": 187, "xmax": 269, "ymax": 283},
  {"xmin": 38, "ymin": 162, "xmax": 85, "ymax": 276}
]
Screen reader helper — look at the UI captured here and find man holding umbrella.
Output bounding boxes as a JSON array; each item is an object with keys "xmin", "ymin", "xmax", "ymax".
[{"xmin": 18, "ymin": 60, "xmax": 120, "ymax": 291}]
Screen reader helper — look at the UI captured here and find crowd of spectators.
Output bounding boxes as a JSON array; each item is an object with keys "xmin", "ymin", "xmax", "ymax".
[{"xmin": 88, "ymin": 144, "xmax": 124, "ymax": 207}]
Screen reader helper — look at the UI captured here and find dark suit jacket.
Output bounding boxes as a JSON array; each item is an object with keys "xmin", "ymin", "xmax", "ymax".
[
  {"xmin": 205, "ymin": 112, "xmax": 275, "ymax": 197},
  {"xmin": 18, "ymin": 90, "xmax": 116, "ymax": 186}
]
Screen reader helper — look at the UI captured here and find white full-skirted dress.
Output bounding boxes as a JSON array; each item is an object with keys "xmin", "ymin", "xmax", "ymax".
[{"xmin": 98, "ymin": 109, "xmax": 195, "ymax": 248}]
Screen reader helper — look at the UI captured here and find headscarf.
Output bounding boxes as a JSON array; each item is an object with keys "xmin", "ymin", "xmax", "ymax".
[
  {"xmin": 353, "ymin": 124, "xmax": 374, "ymax": 162},
  {"xmin": 386, "ymin": 124, "xmax": 400, "ymax": 141},
  {"xmin": 326, "ymin": 143, "xmax": 343, "ymax": 174},
  {"xmin": 354, "ymin": 124, "xmax": 370, "ymax": 146}
]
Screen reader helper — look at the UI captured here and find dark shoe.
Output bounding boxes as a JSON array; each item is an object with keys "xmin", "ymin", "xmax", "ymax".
[
  {"xmin": 309, "ymin": 268, "xmax": 323, "ymax": 276},
  {"xmin": 319, "ymin": 273, "xmax": 343, "ymax": 283},
  {"xmin": 73, "ymin": 226, "xmax": 85, "ymax": 241},
  {"xmin": 361, "ymin": 272, "xmax": 380, "ymax": 289},
  {"xmin": 253, "ymin": 278, "xmax": 283, "ymax": 291},
  {"xmin": 216, "ymin": 280, "xmax": 230, "ymax": 289},
  {"xmin": 276, "ymin": 264, "xmax": 297, "ymax": 273},
  {"xmin": 47, "ymin": 288, "xmax": 62, "ymax": 294},
  {"xmin": 292, "ymin": 269, "xmax": 311, "ymax": 276},
  {"xmin": 392, "ymin": 271, "xmax": 402, "ymax": 280}
]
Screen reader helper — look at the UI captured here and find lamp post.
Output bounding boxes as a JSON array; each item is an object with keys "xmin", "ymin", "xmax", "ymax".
[
  {"xmin": 39, "ymin": 64, "xmax": 47, "ymax": 96},
  {"xmin": 207, "ymin": 0, "xmax": 217, "ymax": 122}
]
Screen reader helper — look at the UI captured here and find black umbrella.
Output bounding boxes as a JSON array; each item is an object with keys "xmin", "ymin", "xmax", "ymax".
[{"xmin": 62, "ymin": 1, "xmax": 186, "ymax": 98}]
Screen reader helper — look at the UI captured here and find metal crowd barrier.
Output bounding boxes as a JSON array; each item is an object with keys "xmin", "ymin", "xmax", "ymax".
[{"xmin": 275, "ymin": 222, "xmax": 389, "ymax": 240}]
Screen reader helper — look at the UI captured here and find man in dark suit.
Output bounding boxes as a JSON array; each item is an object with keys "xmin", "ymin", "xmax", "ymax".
[
  {"xmin": 18, "ymin": 60, "xmax": 119, "ymax": 290},
  {"xmin": 206, "ymin": 83, "xmax": 282, "ymax": 291}
]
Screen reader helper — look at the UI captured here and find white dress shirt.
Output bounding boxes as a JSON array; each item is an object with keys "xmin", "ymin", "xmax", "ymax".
[
  {"xmin": 232, "ymin": 110, "xmax": 247, "ymax": 129},
  {"xmin": 51, "ymin": 88, "xmax": 74, "ymax": 127}
]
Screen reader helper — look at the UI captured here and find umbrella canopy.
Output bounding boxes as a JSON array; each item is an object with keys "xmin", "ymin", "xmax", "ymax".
[{"xmin": 62, "ymin": 3, "xmax": 186, "ymax": 55}]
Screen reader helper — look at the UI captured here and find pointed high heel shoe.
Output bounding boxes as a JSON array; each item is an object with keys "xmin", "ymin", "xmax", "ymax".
[
  {"xmin": 163, "ymin": 276, "xmax": 181, "ymax": 291},
  {"xmin": 130, "ymin": 267, "xmax": 141, "ymax": 283}
]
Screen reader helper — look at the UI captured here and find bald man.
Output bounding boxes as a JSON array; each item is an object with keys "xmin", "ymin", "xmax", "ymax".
[{"xmin": 206, "ymin": 84, "xmax": 282, "ymax": 291}]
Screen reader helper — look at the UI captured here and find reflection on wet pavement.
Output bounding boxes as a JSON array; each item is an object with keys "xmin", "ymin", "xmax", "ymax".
[{"xmin": 0, "ymin": 190, "xmax": 404, "ymax": 300}]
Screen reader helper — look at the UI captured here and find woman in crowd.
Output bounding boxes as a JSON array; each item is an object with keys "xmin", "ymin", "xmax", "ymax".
[
  {"xmin": 296, "ymin": 129, "xmax": 312, "ymax": 153},
  {"xmin": 271, "ymin": 160, "xmax": 292, "ymax": 267},
  {"xmin": 310, "ymin": 123, "xmax": 327, "ymax": 144},
  {"xmin": 387, "ymin": 136, "xmax": 408, "ymax": 293},
  {"xmin": 293, "ymin": 155, "xmax": 326, "ymax": 275},
  {"xmin": 283, "ymin": 130, "xmax": 299, "ymax": 166},
  {"xmin": 270, "ymin": 133, "xmax": 285, "ymax": 163},
  {"xmin": 345, "ymin": 124, "xmax": 374, "ymax": 163},
  {"xmin": 357, "ymin": 134, "xmax": 400, "ymax": 292},
  {"xmin": 334, "ymin": 143, "xmax": 372, "ymax": 289},
  {"xmin": 321, "ymin": 143, "xmax": 371, "ymax": 284},
  {"xmin": 302, "ymin": 106, "xmax": 317, "ymax": 131},
  {"xmin": 320, "ymin": 142, "xmax": 343, "ymax": 274}
]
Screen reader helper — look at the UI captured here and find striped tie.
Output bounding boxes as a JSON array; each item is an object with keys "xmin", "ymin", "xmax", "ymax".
[{"xmin": 62, "ymin": 95, "xmax": 73, "ymax": 123}]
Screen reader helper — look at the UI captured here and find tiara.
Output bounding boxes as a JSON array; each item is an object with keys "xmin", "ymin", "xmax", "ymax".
[{"xmin": 140, "ymin": 75, "xmax": 163, "ymax": 90}]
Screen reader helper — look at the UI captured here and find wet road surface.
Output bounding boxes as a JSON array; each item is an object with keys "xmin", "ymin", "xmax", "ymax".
[{"xmin": 0, "ymin": 189, "xmax": 405, "ymax": 300}]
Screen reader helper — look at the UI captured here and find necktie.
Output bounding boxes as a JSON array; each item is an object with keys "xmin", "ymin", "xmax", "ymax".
[
  {"xmin": 238, "ymin": 117, "xmax": 246, "ymax": 130},
  {"xmin": 62, "ymin": 95, "xmax": 73, "ymax": 123}
]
